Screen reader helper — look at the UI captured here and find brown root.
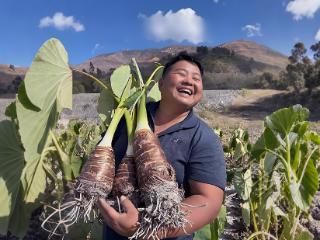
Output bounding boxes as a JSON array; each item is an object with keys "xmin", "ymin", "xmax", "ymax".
[
  {"xmin": 75, "ymin": 146, "xmax": 115, "ymax": 198},
  {"xmin": 42, "ymin": 146, "xmax": 115, "ymax": 238},
  {"xmin": 132, "ymin": 129, "xmax": 190, "ymax": 239},
  {"xmin": 112, "ymin": 155, "xmax": 140, "ymax": 207},
  {"xmin": 129, "ymin": 178, "xmax": 191, "ymax": 240}
]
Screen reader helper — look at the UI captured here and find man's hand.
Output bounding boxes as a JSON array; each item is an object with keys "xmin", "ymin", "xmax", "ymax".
[{"xmin": 98, "ymin": 196, "xmax": 139, "ymax": 237}]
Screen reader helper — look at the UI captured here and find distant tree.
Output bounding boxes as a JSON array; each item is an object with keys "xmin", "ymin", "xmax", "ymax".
[
  {"xmin": 211, "ymin": 47, "xmax": 232, "ymax": 57},
  {"xmin": 13, "ymin": 75, "xmax": 22, "ymax": 86},
  {"xmin": 96, "ymin": 67, "xmax": 103, "ymax": 78},
  {"xmin": 258, "ymin": 72, "xmax": 275, "ymax": 88},
  {"xmin": 73, "ymin": 82, "xmax": 86, "ymax": 93},
  {"xmin": 286, "ymin": 66, "xmax": 305, "ymax": 93},
  {"xmin": 82, "ymin": 68, "xmax": 87, "ymax": 73},
  {"xmin": 305, "ymin": 66, "xmax": 319, "ymax": 94},
  {"xmin": 289, "ymin": 42, "xmax": 307, "ymax": 65},
  {"xmin": 284, "ymin": 42, "xmax": 309, "ymax": 92},
  {"xmin": 89, "ymin": 61, "xmax": 95, "ymax": 75},
  {"xmin": 278, "ymin": 71, "xmax": 290, "ymax": 89},
  {"xmin": 303, "ymin": 42, "xmax": 320, "ymax": 93},
  {"xmin": 310, "ymin": 41, "xmax": 320, "ymax": 62},
  {"xmin": 196, "ymin": 46, "xmax": 209, "ymax": 55},
  {"xmin": 9, "ymin": 64, "xmax": 15, "ymax": 71}
]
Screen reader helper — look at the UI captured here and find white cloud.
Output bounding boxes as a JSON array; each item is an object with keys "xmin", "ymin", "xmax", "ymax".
[
  {"xmin": 286, "ymin": 0, "xmax": 320, "ymax": 20},
  {"xmin": 139, "ymin": 8, "xmax": 205, "ymax": 44},
  {"xmin": 242, "ymin": 23, "xmax": 262, "ymax": 37},
  {"xmin": 91, "ymin": 43, "xmax": 102, "ymax": 54},
  {"xmin": 39, "ymin": 12, "xmax": 85, "ymax": 32},
  {"xmin": 213, "ymin": 0, "xmax": 219, "ymax": 3},
  {"xmin": 316, "ymin": 29, "xmax": 320, "ymax": 41}
]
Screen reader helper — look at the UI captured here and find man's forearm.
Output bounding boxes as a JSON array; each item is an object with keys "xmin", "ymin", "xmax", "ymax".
[{"xmin": 159, "ymin": 193, "xmax": 223, "ymax": 239}]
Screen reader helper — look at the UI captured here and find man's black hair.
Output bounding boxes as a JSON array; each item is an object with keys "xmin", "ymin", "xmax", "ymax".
[{"xmin": 163, "ymin": 53, "xmax": 204, "ymax": 76}]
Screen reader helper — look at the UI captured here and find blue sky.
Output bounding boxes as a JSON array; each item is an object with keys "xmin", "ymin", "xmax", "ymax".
[{"xmin": 1, "ymin": 0, "xmax": 320, "ymax": 67}]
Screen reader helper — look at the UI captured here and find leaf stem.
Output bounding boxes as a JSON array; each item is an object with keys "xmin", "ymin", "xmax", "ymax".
[
  {"xmin": 98, "ymin": 107, "xmax": 125, "ymax": 147},
  {"xmin": 247, "ymin": 231, "xmax": 278, "ymax": 240},
  {"xmin": 73, "ymin": 69, "xmax": 119, "ymax": 102},
  {"xmin": 124, "ymin": 109, "xmax": 134, "ymax": 156},
  {"xmin": 136, "ymin": 91, "xmax": 150, "ymax": 132},
  {"xmin": 298, "ymin": 147, "xmax": 318, "ymax": 185},
  {"xmin": 49, "ymin": 130, "xmax": 73, "ymax": 181}
]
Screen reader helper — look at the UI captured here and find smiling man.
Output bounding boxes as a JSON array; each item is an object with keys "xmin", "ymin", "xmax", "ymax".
[{"xmin": 99, "ymin": 53, "xmax": 226, "ymax": 240}]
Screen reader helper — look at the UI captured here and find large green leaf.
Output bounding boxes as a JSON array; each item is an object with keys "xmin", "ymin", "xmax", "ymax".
[
  {"xmin": 97, "ymin": 89, "xmax": 115, "ymax": 125},
  {"xmin": 146, "ymin": 66, "xmax": 163, "ymax": 102},
  {"xmin": 265, "ymin": 105, "xmax": 309, "ymax": 137},
  {"xmin": 121, "ymin": 89, "xmax": 144, "ymax": 110},
  {"xmin": 4, "ymin": 101, "xmax": 17, "ymax": 120},
  {"xmin": 233, "ymin": 169, "xmax": 252, "ymax": 201},
  {"xmin": 23, "ymin": 38, "xmax": 72, "ymax": 110},
  {"xmin": 7, "ymin": 188, "xmax": 40, "ymax": 238},
  {"xmin": 17, "ymin": 81, "xmax": 41, "ymax": 111},
  {"xmin": 0, "ymin": 121, "xmax": 24, "ymax": 234},
  {"xmin": 251, "ymin": 127, "xmax": 279, "ymax": 159},
  {"xmin": 16, "ymin": 98, "xmax": 56, "ymax": 203},
  {"xmin": 147, "ymin": 82, "xmax": 161, "ymax": 102},
  {"xmin": 241, "ymin": 201, "xmax": 251, "ymax": 227},
  {"xmin": 16, "ymin": 38, "xmax": 72, "ymax": 203},
  {"xmin": 0, "ymin": 38, "xmax": 72, "ymax": 237},
  {"xmin": 110, "ymin": 65, "xmax": 131, "ymax": 98},
  {"xmin": 290, "ymin": 149, "xmax": 319, "ymax": 210}
]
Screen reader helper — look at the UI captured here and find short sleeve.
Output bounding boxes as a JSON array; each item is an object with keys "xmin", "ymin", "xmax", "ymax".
[{"xmin": 188, "ymin": 124, "xmax": 226, "ymax": 191}]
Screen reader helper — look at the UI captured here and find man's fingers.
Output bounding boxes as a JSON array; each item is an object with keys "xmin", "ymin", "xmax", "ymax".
[
  {"xmin": 120, "ymin": 196, "xmax": 137, "ymax": 215},
  {"xmin": 98, "ymin": 198, "xmax": 119, "ymax": 220}
]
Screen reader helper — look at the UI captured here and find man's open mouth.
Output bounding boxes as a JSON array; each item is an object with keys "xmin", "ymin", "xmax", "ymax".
[{"xmin": 177, "ymin": 88, "xmax": 193, "ymax": 96}]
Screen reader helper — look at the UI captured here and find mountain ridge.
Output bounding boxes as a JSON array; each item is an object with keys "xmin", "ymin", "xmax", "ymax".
[{"xmin": 0, "ymin": 40, "xmax": 289, "ymax": 93}]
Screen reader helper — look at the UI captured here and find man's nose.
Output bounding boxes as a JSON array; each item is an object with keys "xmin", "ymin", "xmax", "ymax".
[{"xmin": 182, "ymin": 74, "xmax": 193, "ymax": 85}]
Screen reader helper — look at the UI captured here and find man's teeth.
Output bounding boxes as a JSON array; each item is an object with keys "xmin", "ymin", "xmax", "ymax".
[{"xmin": 178, "ymin": 89, "xmax": 192, "ymax": 95}]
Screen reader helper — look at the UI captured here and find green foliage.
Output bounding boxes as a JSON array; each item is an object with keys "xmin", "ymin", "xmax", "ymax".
[
  {"xmin": 110, "ymin": 65, "xmax": 131, "ymax": 98},
  {"xmin": 0, "ymin": 121, "xmax": 25, "ymax": 234},
  {"xmin": 0, "ymin": 38, "xmax": 72, "ymax": 238},
  {"xmin": 281, "ymin": 41, "xmax": 320, "ymax": 93},
  {"xmin": 194, "ymin": 206, "xmax": 226, "ymax": 240},
  {"xmin": 258, "ymin": 72, "xmax": 281, "ymax": 89},
  {"xmin": 97, "ymin": 89, "xmax": 116, "ymax": 125},
  {"xmin": 4, "ymin": 101, "xmax": 17, "ymax": 120},
  {"xmin": 210, "ymin": 205, "xmax": 227, "ymax": 240},
  {"xmin": 233, "ymin": 105, "xmax": 319, "ymax": 240}
]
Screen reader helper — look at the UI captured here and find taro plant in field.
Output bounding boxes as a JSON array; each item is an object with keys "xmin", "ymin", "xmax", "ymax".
[
  {"xmin": 0, "ymin": 38, "xmax": 72, "ymax": 238},
  {"xmin": 225, "ymin": 128, "xmax": 251, "ymax": 182},
  {"xmin": 234, "ymin": 105, "xmax": 320, "ymax": 240}
]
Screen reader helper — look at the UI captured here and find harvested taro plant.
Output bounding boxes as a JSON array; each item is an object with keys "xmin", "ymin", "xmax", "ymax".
[
  {"xmin": 129, "ymin": 59, "xmax": 190, "ymax": 240},
  {"xmin": 41, "ymin": 65, "xmax": 137, "ymax": 237}
]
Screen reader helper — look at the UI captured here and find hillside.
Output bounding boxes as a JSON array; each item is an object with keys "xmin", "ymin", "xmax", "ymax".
[
  {"xmin": 75, "ymin": 45, "xmax": 197, "ymax": 73},
  {"xmin": 0, "ymin": 64, "xmax": 27, "ymax": 94},
  {"xmin": 0, "ymin": 40, "xmax": 289, "ymax": 94},
  {"xmin": 221, "ymin": 40, "xmax": 288, "ymax": 69}
]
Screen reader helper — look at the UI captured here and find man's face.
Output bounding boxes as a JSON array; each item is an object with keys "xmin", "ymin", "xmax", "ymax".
[{"xmin": 159, "ymin": 60, "xmax": 203, "ymax": 110}]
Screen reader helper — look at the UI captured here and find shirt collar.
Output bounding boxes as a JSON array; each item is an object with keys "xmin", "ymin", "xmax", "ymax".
[{"xmin": 147, "ymin": 101, "xmax": 198, "ymax": 136}]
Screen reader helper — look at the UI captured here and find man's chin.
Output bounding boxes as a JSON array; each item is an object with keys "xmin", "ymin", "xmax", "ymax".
[{"xmin": 176, "ymin": 99, "xmax": 198, "ymax": 110}]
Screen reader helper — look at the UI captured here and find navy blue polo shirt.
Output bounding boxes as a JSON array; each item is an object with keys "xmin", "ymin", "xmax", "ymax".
[{"xmin": 104, "ymin": 101, "xmax": 226, "ymax": 240}]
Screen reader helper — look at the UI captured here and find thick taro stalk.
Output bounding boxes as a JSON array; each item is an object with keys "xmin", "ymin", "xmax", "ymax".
[
  {"xmin": 130, "ymin": 79, "xmax": 188, "ymax": 239},
  {"xmin": 111, "ymin": 110, "xmax": 139, "ymax": 207}
]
